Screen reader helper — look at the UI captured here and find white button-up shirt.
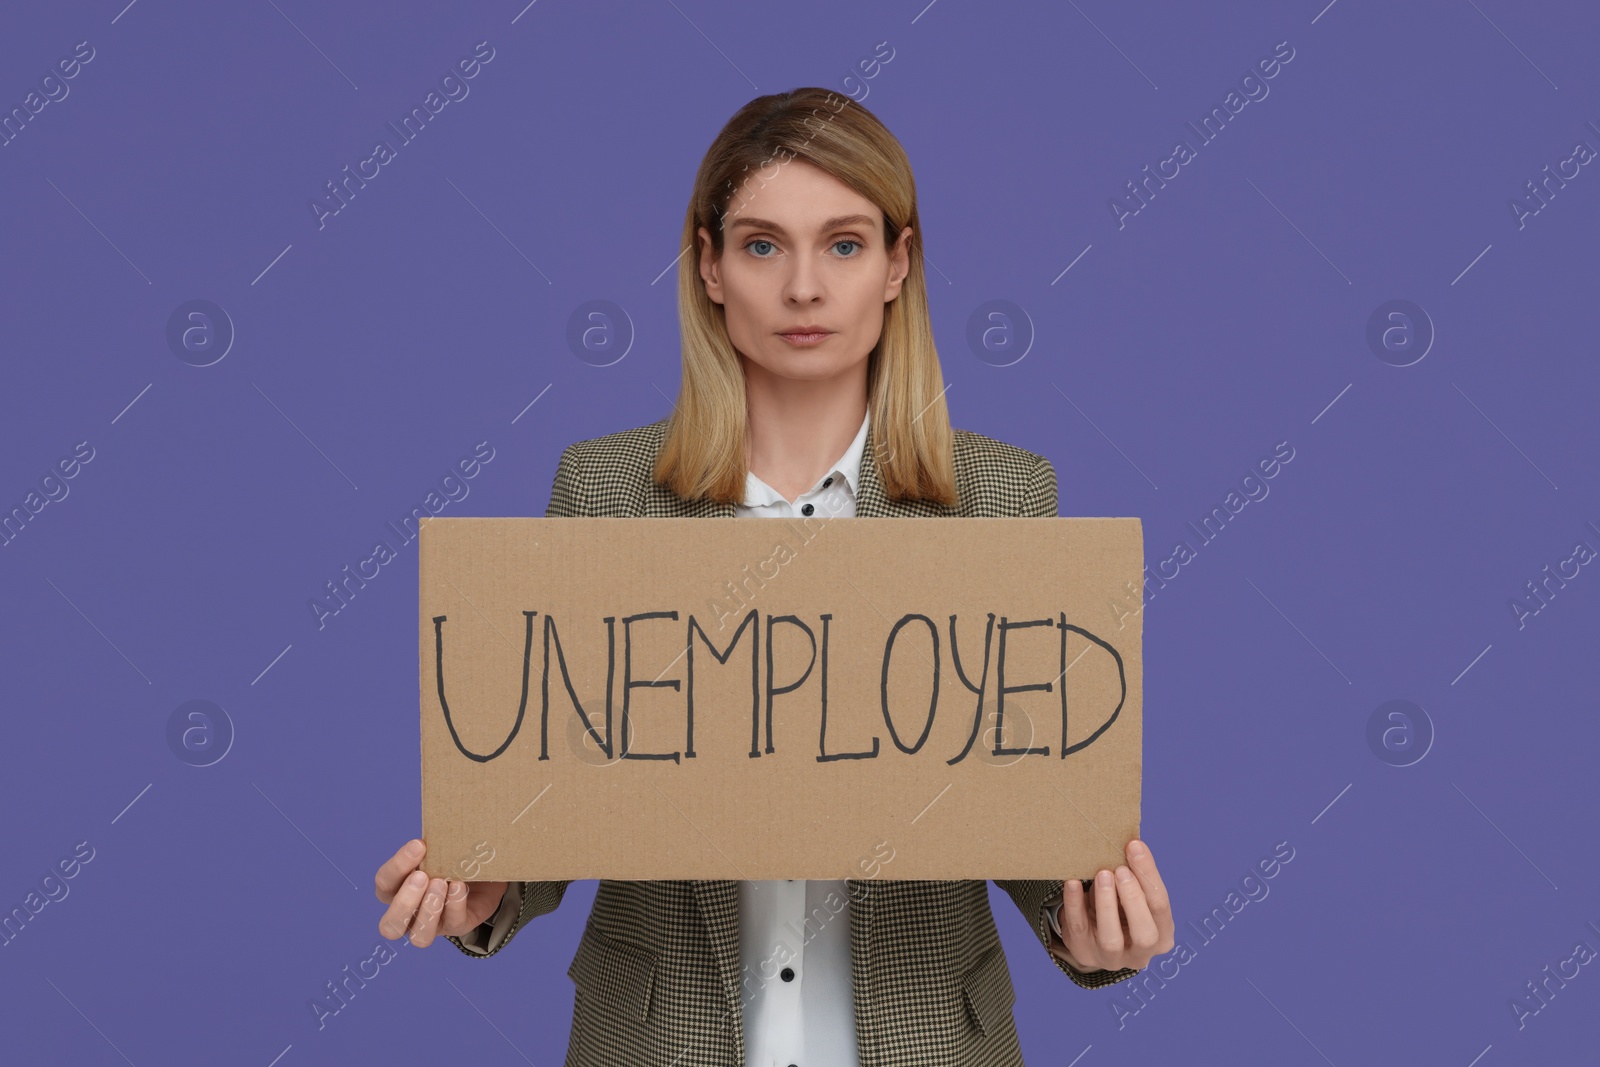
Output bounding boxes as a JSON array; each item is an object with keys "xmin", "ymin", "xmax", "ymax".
[{"xmin": 732, "ymin": 408, "xmax": 870, "ymax": 1067}]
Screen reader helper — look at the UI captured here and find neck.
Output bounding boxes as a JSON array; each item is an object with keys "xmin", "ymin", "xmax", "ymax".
[{"xmin": 741, "ymin": 355, "xmax": 868, "ymax": 504}]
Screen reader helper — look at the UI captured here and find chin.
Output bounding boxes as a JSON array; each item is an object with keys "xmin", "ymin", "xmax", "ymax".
[{"xmin": 763, "ymin": 357, "xmax": 858, "ymax": 381}]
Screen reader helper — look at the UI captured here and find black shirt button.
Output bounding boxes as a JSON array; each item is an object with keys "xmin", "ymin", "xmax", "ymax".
[
  {"xmin": 801, "ymin": 503, "xmax": 814, "ymax": 516},
  {"xmin": 823, "ymin": 477, "xmax": 833, "ymax": 487},
  {"xmin": 781, "ymin": 966, "xmax": 795, "ymax": 982}
]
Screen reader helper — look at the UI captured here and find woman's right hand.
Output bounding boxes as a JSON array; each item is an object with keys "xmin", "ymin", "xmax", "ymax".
[{"xmin": 375, "ymin": 839, "xmax": 508, "ymax": 948}]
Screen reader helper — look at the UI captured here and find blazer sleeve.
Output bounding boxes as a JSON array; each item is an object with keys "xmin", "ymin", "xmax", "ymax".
[
  {"xmin": 1020, "ymin": 454, "xmax": 1058, "ymax": 519},
  {"xmin": 451, "ymin": 880, "xmax": 523, "ymax": 955},
  {"xmin": 443, "ymin": 442, "xmax": 587, "ymax": 959},
  {"xmin": 546, "ymin": 442, "xmax": 589, "ymax": 519},
  {"xmin": 994, "ymin": 878, "xmax": 1141, "ymax": 990},
  {"xmin": 446, "ymin": 879, "xmax": 574, "ymax": 958}
]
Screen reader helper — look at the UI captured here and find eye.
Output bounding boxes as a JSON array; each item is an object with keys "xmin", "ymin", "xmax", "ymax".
[
  {"xmin": 832, "ymin": 240, "xmax": 862, "ymax": 257},
  {"xmin": 744, "ymin": 239, "xmax": 778, "ymax": 257}
]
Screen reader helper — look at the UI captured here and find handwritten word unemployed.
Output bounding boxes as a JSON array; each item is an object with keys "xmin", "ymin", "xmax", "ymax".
[{"xmin": 429, "ymin": 609, "xmax": 1128, "ymax": 766}]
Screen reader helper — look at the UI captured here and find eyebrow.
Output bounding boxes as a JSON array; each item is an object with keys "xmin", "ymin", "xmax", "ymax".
[{"xmin": 725, "ymin": 214, "xmax": 877, "ymax": 234}]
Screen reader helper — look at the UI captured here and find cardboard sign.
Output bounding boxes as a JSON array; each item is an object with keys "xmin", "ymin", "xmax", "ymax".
[{"xmin": 419, "ymin": 516, "xmax": 1142, "ymax": 881}]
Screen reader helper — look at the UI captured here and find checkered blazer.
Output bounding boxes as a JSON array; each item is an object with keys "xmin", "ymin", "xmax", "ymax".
[{"xmin": 445, "ymin": 416, "xmax": 1140, "ymax": 1066}]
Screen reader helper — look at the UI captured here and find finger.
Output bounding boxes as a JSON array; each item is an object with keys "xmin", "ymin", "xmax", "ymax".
[
  {"xmin": 375, "ymin": 839, "xmax": 426, "ymax": 903},
  {"xmin": 441, "ymin": 879, "xmax": 472, "ymax": 936},
  {"xmin": 408, "ymin": 878, "xmax": 450, "ymax": 948},
  {"xmin": 1092, "ymin": 869, "xmax": 1124, "ymax": 959},
  {"xmin": 378, "ymin": 869, "xmax": 430, "ymax": 940},
  {"xmin": 1060, "ymin": 878, "xmax": 1100, "ymax": 970},
  {"xmin": 1125, "ymin": 839, "xmax": 1171, "ymax": 926},
  {"xmin": 1114, "ymin": 865, "xmax": 1160, "ymax": 953}
]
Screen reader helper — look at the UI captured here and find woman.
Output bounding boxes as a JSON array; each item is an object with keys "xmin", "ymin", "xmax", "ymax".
[{"xmin": 375, "ymin": 87, "xmax": 1174, "ymax": 1067}]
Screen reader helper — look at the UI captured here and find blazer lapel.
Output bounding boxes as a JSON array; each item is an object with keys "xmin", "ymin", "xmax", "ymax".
[
  {"xmin": 689, "ymin": 879, "xmax": 746, "ymax": 1049},
  {"xmin": 853, "ymin": 419, "xmax": 895, "ymax": 518}
]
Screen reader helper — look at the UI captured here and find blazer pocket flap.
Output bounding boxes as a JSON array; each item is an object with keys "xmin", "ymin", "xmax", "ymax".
[
  {"xmin": 567, "ymin": 927, "xmax": 659, "ymax": 1023},
  {"xmin": 960, "ymin": 940, "xmax": 1017, "ymax": 1039}
]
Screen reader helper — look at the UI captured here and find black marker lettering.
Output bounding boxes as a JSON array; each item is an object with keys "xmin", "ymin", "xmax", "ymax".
[
  {"xmin": 539, "ymin": 613, "xmax": 614, "ymax": 761},
  {"xmin": 432, "ymin": 611, "xmax": 536, "ymax": 763},
  {"xmin": 880, "ymin": 614, "xmax": 939, "ymax": 755},
  {"xmin": 819, "ymin": 612, "xmax": 879, "ymax": 761},
  {"xmin": 763, "ymin": 615, "xmax": 816, "ymax": 755},
  {"xmin": 687, "ymin": 609, "xmax": 760, "ymax": 760},
  {"xmin": 995, "ymin": 616, "xmax": 1052, "ymax": 758},
  {"xmin": 946, "ymin": 612, "xmax": 996, "ymax": 765},
  {"xmin": 620, "ymin": 610, "xmax": 681, "ymax": 763},
  {"xmin": 1057, "ymin": 612, "xmax": 1127, "ymax": 756}
]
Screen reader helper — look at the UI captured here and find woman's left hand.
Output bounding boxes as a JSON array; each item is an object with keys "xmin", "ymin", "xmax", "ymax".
[{"xmin": 1052, "ymin": 838, "xmax": 1175, "ymax": 973}]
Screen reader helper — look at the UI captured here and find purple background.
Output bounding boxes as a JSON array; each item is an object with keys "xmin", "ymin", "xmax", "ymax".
[{"xmin": 3, "ymin": 0, "xmax": 1597, "ymax": 1063}]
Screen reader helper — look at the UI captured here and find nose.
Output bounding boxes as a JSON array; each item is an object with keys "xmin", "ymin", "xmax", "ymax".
[{"xmin": 782, "ymin": 251, "xmax": 824, "ymax": 306}]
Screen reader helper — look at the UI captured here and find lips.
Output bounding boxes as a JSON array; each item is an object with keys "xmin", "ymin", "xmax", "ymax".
[
  {"xmin": 778, "ymin": 327, "xmax": 833, "ymax": 343},
  {"xmin": 777, "ymin": 330, "xmax": 832, "ymax": 346}
]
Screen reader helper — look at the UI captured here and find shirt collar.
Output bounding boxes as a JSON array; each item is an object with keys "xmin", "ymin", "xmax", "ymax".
[{"xmin": 741, "ymin": 408, "xmax": 871, "ymax": 508}]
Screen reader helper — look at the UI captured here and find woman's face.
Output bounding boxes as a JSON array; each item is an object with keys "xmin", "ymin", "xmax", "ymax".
[{"xmin": 698, "ymin": 158, "xmax": 912, "ymax": 384}]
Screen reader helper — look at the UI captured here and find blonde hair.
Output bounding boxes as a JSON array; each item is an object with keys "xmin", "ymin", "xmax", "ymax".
[{"xmin": 654, "ymin": 87, "xmax": 957, "ymax": 507}]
